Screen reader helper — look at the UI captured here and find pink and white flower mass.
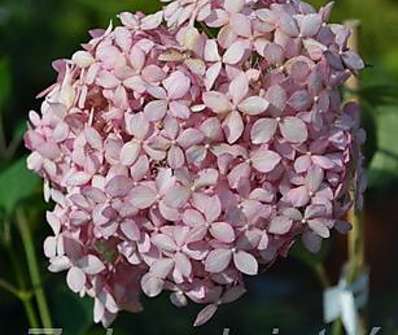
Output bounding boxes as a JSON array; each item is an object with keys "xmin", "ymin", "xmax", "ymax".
[{"xmin": 25, "ymin": 0, "xmax": 366, "ymax": 327}]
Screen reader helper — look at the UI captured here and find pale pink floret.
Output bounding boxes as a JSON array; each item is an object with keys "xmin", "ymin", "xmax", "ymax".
[{"xmin": 25, "ymin": 0, "xmax": 365, "ymax": 328}]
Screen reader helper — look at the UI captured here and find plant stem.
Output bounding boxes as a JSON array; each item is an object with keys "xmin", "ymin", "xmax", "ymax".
[
  {"xmin": 23, "ymin": 296, "xmax": 40, "ymax": 329},
  {"xmin": 331, "ymin": 319, "xmax": 343, "ymax": 335},
  {"xmin": 6, "ymin": 244, "xmax": 40, "ymax": 328},
  {"xmin": 0, "ymin": 112, "xmax": 7, "ymax": 157},
  {"xmin": 0, "ymin": 278, "xmax": 20, "ymax": 297},
  {"xmin": 314, "ymin": 264, "xmax": 331, "ymax": 289},
  {"xmin": 16, "ymin": 208, "xmax": 53, "ymax": 329}
]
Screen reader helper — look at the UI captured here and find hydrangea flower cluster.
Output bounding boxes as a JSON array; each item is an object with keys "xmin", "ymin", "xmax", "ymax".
[{"xmin": 25, "ymin": 0, "xmax": 366, "ymax": 327}]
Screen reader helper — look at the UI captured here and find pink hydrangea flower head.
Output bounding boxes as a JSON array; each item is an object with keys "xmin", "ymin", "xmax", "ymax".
[{"xmin": 25, "ymin": 0, "xmax": 365, "ymax": 327}]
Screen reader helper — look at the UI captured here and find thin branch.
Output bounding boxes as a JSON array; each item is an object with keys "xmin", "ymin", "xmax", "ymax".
[
  {"xmin": 6, "ymin": 244, "xmax": 40, "ymax": 328},
  {"xmin": 0, "ymin": 278, "xmax": 20, "ymax": 297},
  {"xmin": 16, "ymin": 209, "xmax": 53, "ymax": 329}
]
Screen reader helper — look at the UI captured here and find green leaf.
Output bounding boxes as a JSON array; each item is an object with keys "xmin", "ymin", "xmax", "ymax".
[
  {"xmin": 0, "ymin": 157, "xmax": 40, "ymax": 215},
  {"xmin": 0, "ymin": 57, "xmax": 11, "ymax": 112}
]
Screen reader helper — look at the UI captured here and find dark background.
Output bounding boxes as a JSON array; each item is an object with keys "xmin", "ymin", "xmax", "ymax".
[{"xmin": 0, "ymin": 0, "xmax": 397, "ymax": 334}]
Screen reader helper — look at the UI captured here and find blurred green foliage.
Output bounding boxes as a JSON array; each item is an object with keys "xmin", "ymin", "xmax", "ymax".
[
  {"xmin": 0, "ymin": 0, "xmax": 397, "ymax": 334},
  {"xmin": 0, "ymin": 157, "xmax": 39, "ymax": 216}
]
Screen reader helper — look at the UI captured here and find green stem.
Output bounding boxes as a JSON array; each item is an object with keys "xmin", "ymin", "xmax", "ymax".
[
  {"xmin": 0, "ymin": 278, "xmax": 20, "ymax": 297},
  {"xmin": 6, "ymin": 245, "xmax": 40, "ymax": 328},
  {"xmin": 23, "ymin": 297, "xmax": 40, "ymax": 329},
  {"xmin": 0, "ymin": 112, "xmax": 7, "ymax": 156},
  {"xmin": 331, "ymin": 319, "xmax": 343, "ymax": 335},
  {"xmin": 313, "ymin": 264, "xmax": 331, "ymax": 289},
  {"xmin": 16, "ymin": 209, "xmax": 53, "ymax": 329}
]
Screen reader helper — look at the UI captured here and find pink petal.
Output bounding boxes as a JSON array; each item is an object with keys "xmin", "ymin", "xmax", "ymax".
[
  {"xmin": 114, "ymin": 27, "xmax": 132, "ymax": 51},
  {"xmin": 185, "ymin": 58, "xmax": 206, "ymax": 76},
  {"xmin": 266, "ymin": 84, "xmax": 287, "ymax": 113},
  {"xmin": 164, "ymin": 185, "xmax": 191, "ymax": 208},
  {"xmin": 144, "ymin": 100, "xmax": 168, "ymax": 122},
  {"xmin": 78, "ymin": 255, "xmax": 105, "ymax": 275},
  {"xmin": 307, "ymin": 218, "xmax": 330, "ymax": 238},
  {"xmin": 200, "ymin": 117, "xmax": 223, "ymax": 140},
  {"xmin": 288, "ymin": 90, "xmax": 311, "ymax": 111},
  {"xmin": 120, "ymin": 141, "xmax": 141, "ymax": 166},
  {"xmin": 121, "ymin": 220, "xmax": 141, "ymax": 241},
  {"xmin": 312, "ymin": 155, "xmax": 335, "ymax": 170},
  {"xmin": 170, "ymin": 292, "xmax": 188, "ymax": 308},
  {"xmin": 210, "ymin": 222, "xmax": 235, "ymax": 243},
  {"xmin": 129, "ymin": 46, "xmax": 145, "ymax": 71},
  {"xmin": 279, "ymin": 116, "xmax": 308, "ymax": 143},
  {"xmin": 141, "ymin": 11, "xmax": 163, "ymax": 30},
  {"xmin": 299, "ymin": 14, "xmax": 322, "ymax": 37},
  {"xmin": 66, "ymin": 172, "xmax": 92, "ymax": 186},
  {"xmin": 96, "ymin": 70, "xmax": 119, "ymax": 88},
  {"xmin": 228, "ymin": 162, "xmax": 250, "ymax": 189},
  {"xmin": 264, "ymin": 43, "xmax": 284, "ymax": 65},
  {"xmin": 105, "ymin": 175, "xmax": 133, "ymax": 197},
  {"xmin": 67, "ymin": 267, "xmax": 86, "ymax": 293},
  {"xmin": 159, "ymin": 200, "xmax": 181, "ymax": 222},
  {"xmin": 192, "ymin": 193, "xmax": 221, "ymax": 222},
  {"xmin": 150, "ymin": 258, "xmax": 175, "ymax": 279},
  {"xmin": 142, "ymin": 65, "xmax": 166, "ymax": 83},
  {"xmin": 238, "ymin": 96, "xmax": 269, "ymax": 115},
  {"xmin": 141, "ymin": 273, "xmax": 164, "ymax": 298},
  {"xmin": 152, "ymin": 234, "xmax": 178, "ymax": 252},
  {"xmin": 268, "ymin": 216, "xmax": 293, "ymax": 235},
  {"xmin": 230, "ymin": 13, "xmax": 252, "ymax": 38},
  {"xmin": 167, "ymin": 145, "xmax": 185, "ymax": 169},
  {"xmin": 183, "ymin": 209, "xmax": 205, "ymax": 227},
  {"xmin": 302, "ymin": 231, "xmax": 322, "ymax": 253},
  {"xmin": 129, "ymin": 185, "xmax": 157, "ymax": 209},
  {"xmin": 303, "ymin": 39, "xmax": 327, "ymax": 61},
  {"xmin": 205, "ymin": 62, "xmax": 222, "ymax": 90},
  {"xmin": 130, "ymin": 155, "xmax": 149, "ymax": 181},
  {"xmin": 286, "ymin": 186, "xmax": 310, "ymax": 207},
  {"xmin": 204, "ymin": 39, "xmax": 221, "ymax": 62},
  {"xmin": 205, "ymin": 248, "xmax": 232, "ymax": 273},
  {"xmin": 163, "ymin": 71, "xmax": 191, "ymax": 100},
  {"xmin": 177, "ymin": 128, "xmax": 205, "ymax": 148},
  {"xmin": 169, "ymin": 101, "xmax": 191, "ymax": 119},
  {"xmin": 156, "ymin": 168, "xmax": 175, "ymax": 195},
  {"xmin": 251, "ymin": 149, "xmax": 281, "ymax": 173},
  {"xmin": 127, "ymin": 112, "xmax": 149, "ymax": 139},
  {"xmin": 224, "ymin": 0, "xmax": 245, "ymax": 13},
  {"xmin": 194, "ymin": 304, "xmax": 218, "ymax": 327},
  {"xmin": 250, "ymin": 118, "xmax": 278, "ymax": 144},
  {"xmin": 229, "ymin": 73, "xmax": 249, "ymax": 105},
  {"xmin": 222, "ymin": 110, "xmax": 244, "ymax": 144},
  {"xmin": 44, "ymin": 236, "xmax": 57, "ymax": 258},
  {"xmin": 342, "ymin": 51, "xmax": 365, "ymax": 71},
  {"xmin": 123, "ymin": 76, "xmax": 147, "ymax": 93},
  {"xmin": 278, "ymin": 13, "xmax": 299, "ymax": 37},
  {"xmin": 174, "ymin": 252, "xmax": 192, "ymax": 277},
  {"xmin": 223, "ymin": 41, "xmax": 247, "ymax": 65},
  {"xmin": 85, "ymin": 127, "xmax": 103, "ymax": 150},
  {"xmin": 203, "ymin": 91, "xmax": 232, "ymax": 114},
  {"xmin": 233, "ymin": 250, "xmax": 258, "ymax": 275},
  {"xmin": 294, "ymin": 155, "xmax": 312, "ymax": 173},
  {"xmin": 194, "ymin": 168, "xmax": 219, "ymax": 188},
  {"xmin": 306, "ymin": 165, "xmax": 324, "ymax": 193}
]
